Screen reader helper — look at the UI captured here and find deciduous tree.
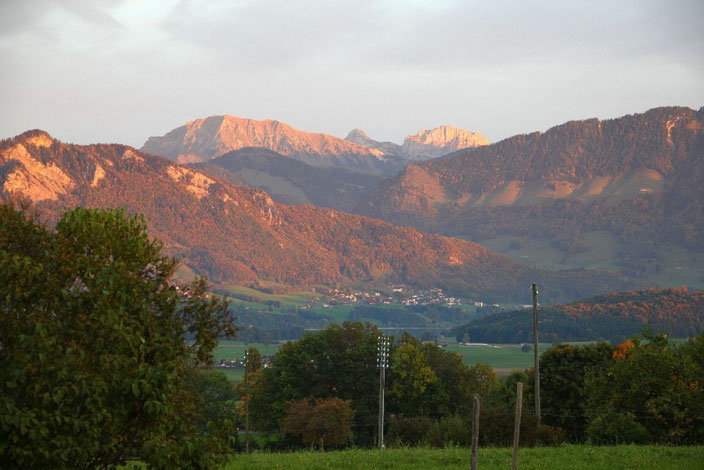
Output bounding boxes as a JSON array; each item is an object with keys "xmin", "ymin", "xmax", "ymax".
[{"xmin": 0, "ymin": 204, "xmax": 237, "ymax": 469}]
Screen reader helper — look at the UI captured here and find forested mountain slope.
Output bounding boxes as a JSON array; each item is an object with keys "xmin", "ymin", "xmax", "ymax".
[
  {"xmin": 358, "ymin": 107, "xmax": 704, "ymax": 281},
  {"xmin": 0, "ymin": 130, "xmax": 628, "ymax": 303},
  {"xmin": 451, "ymin": 287, "xmax": 704, "ymax": 343},
  {"xmin": 192, "ymin": 147, "xmax": 384, "ymax": 212}
]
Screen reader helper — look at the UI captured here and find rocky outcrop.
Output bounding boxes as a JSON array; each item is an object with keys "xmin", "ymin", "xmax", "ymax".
[
  {"xmin": 345, "ymin": 129, "xmax": 402, "ymax": 156},
  {"xmin": 345, "ymin": 125, "xmax": 489, "ymax": 161},
  {"xmin": 401, "ymin": 125, "xmax": 489, "ymax": 160}
]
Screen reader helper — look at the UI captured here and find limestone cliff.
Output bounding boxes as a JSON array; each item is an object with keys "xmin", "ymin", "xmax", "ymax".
[{"xmin": 141, "ymin": 115, "xmax": 405, "ymax": 175}]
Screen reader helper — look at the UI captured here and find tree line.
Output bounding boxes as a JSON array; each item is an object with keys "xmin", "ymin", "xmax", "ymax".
[{"xmin": 240, "ymin": 324, "xmax": 704, "ymax": 450}]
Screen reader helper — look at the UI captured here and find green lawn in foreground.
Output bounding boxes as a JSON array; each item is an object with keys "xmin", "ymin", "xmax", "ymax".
[{"xmin": 225, "ymin": 445, "xmax": 704, "ymax": 470}]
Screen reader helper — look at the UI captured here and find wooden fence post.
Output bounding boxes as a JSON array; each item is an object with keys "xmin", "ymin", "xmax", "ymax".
[
  {"xmin": 471, "ymin": 393, "xmax": 480, "ymax": 470},
  {"xmin": 512, "ymin": 382, "xmax": 523, "ymax": 470}
]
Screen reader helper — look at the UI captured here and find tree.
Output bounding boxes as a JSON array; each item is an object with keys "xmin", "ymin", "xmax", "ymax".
[
  {"xmin": 540, "ymin": 342, "xmax": 614, "ymax": 441},
  {"xmin": 245, "ymin": 347, "xmax": 262, "ymax": 373},
  {"xmin": 187, "ymin": 369, "xmax": 238, "ymax": 433},
  {"xmin": 584, "ymin": 331, "xmax": 704, "ymax": 444},
  {"xmin": 389, "ymin": 343, "xmax": 437, "ymax": 416},
  {"xmin": 248, "ymin": 322, "xmax": 382, "ymax": 445},
  {"xmin": 0, "ymin": 204, "xmax": 237, "ymax": 469},
  {"xmin": 282, "ymin": 397, "xmax": 355, "ymax": 449}
]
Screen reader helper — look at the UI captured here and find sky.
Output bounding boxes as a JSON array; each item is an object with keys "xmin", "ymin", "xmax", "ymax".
[{"xmin": 1, "ymin": 0, "xmax": 703, "ymax": 148}]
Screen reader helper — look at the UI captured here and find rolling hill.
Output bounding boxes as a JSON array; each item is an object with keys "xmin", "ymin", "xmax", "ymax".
[
  {"xmin": 357, "ymin": 106, "xmax": 704, "ymax": 285},
  {"xmin": 450, "ymin": 287, "xmax": 704, "ymax": 343},
  {"xmin": 0, "ymin": 130, "xmax": 628, "ymax": 303}
]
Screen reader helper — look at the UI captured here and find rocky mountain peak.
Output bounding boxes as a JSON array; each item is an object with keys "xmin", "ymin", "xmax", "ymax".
[
  {"xmin": 401, "ymin": 125, "xmax": 489, "ymax": 160},
  {"xmin": 13, "ymin": 129, "xmax": 55, "ymax": 148},
  {"xmin": 345, "ymin": 128, "xmax": 369, "ymax": 140},
  {"xmin": 140, "ymin": 115, "xmax": 403, "ymax": 174}
]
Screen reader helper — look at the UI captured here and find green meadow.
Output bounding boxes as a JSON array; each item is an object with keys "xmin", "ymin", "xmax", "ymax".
[{"xmin": 224, "ymin": 445, "xmax": 704, "ymax": 470}]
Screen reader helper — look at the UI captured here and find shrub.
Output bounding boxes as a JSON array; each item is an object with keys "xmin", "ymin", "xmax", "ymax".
[
  {"xmin": 423, "ymin": 415, "xmax": 471, "ymax": 448},
  {"xmin": 282, "ymin": 397, "xmax": 355, "ymax": 449},
  {"xmin": 387, "ymin": 416, "xmax": 433, "ymax": 447},
  {"xmin": 586, "ymin": 412, "xmax": 650, "ymax": 444},
  {"xmin": 535, "ymin": 425, "xmax": 566, "ymax": 446}
]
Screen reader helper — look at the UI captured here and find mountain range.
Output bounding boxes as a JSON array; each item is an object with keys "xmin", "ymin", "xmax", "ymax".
[
  {"xmin": 141, "ymin": 115, "xmax": 406, "ymax": 175},
  {"xmin": 141, "ymin": 116, "xmax": 489, "ymax": 175},
  {"xmin": 357, "ymin": 106, "xmax": 704, "ymax": 286},
  {"xmin": 0, "ymin": 130, "xmax": 624, "ymax": 303},
  {"xmin": 345, "ymin": 125, "xmax": 489, "ymax": 161}
]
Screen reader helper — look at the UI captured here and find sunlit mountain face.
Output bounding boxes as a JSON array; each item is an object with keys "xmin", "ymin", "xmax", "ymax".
[
  {"xmin": 1, "ymin": 129, "xmax": 627, "ymax": 303},
  {"xmin": 357, "ymin": 106, "xmax": 704, "ymax": 289}
]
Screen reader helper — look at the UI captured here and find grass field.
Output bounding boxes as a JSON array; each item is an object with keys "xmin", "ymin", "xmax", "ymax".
[
  {"xmin": 225, "ymin": 445, "xmax": 704, "ymax": 470},
  {"xmin": 218, "ymin": 368, "xmax": 245, "ymax": 382},
  {"xmin": 444, "ymin": 342, "xmax": 552, "ymax": 371},
  {"xmin": 214, "ymin": 341, "xmax": 281, "ymax": 361}
]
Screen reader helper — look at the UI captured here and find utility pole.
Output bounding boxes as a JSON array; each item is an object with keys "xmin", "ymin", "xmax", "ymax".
[
  {"xmin": 244, "ymin": 349, "xmax": 250, "ymax": 453},
  {"xmin": 377, "ymin": 335, "xmax": 389, "ymax": 449},
  {"xmin": 532, "ymin": 284, "xmax": 541, "ymax": 428}
]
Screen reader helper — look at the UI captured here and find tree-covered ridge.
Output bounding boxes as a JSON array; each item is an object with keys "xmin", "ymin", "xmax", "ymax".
[
  {"xmin": 365, "ymin": 106, "xmax": 703, "ymax": 208},
  {"xmin": 451, "ymin": 287, "xmax": 704, "ymax": 343},
  {"xmin": 193, "ymin": 146, "xmax": 384, "ymax": 212},
  {"xmin": 0, "ymin": 130, "xmax": 626, "ymax": 303},
  {"xmin": 357, "ymin": 106, "xmax": 704, "ymax": 278}
]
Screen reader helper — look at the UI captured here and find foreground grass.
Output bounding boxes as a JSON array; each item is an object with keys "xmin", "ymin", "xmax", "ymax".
[{"xmin": 225, "ymin": 445, "xmax": 704, "ymax": 470}]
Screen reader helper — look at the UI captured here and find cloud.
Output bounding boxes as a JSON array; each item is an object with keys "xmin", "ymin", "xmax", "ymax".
[{"xmin": 0, "ymin": 0, "xmax": 701, "ymax": 146}]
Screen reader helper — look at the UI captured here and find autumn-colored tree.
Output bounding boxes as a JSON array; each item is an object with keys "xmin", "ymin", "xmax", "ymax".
[
  {"xmin": 584, "ymin": 331, "xmax": 704, "ymax": 444},
  {"xmin": 282, "ymin": 397, "xmax": 355, "ymax": 449}
]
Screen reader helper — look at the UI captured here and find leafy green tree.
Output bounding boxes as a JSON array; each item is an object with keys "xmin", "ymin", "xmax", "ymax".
[
  {"xmin": 0, "ymin": 204, "xmax": 237, "ymax": 469},
  {"xmin": 389, "ymin": 343, "xmax": 438, "ymax": 416},
  {"xmin": 248, "ymin": 322, "xmax": 382, "ymax": 445},
  {"xmin": 420, "ymin": 345, "xmax": 498, "ymax": 418},
  {"xmin": 245, "ymin": 347, "xmax": 262, "ymax": 373},
  {"xmin": 187, "ymin": 369, "xmax": 238, "ymax": 434},
  {"xmin": 540, "ymin": 342, "xmax": 614, "ymax": 441},
  {"xmin": 282, "ymin": 397, "xmax": 355, "ymax": 449}
]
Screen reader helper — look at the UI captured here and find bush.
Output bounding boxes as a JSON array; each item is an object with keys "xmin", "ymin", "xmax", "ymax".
[
  {"xmin": 387, "ymin": 416, "xmax": 433, "ymax": 447},
  {"xmin": 423, "ymin": 415, "xmax": 471, "ymax": 448},
  {"xmin": 480, "ymin": 410, "xmax": 538, "ymax": 447},
  {"xmin": 586, "ymin": 412, "xmax": 650, "ymax": 444},
  {"xmin": 535, "ymin": 425, "xmax": 566, "ymax": 446},
  {"xmin": 282, "ymin": 397, "xmax": 355, "ymax": 449}
]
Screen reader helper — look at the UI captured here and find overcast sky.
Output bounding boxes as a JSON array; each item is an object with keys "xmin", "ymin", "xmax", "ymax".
[{"xmin": 1, "ymin": 0, "xmax": 702, "ymax": 147}]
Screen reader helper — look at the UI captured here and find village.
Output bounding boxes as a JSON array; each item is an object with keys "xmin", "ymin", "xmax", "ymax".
[{"xmin": 301, "ymin": 284, "xmax": 491, "ymax": 309}]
